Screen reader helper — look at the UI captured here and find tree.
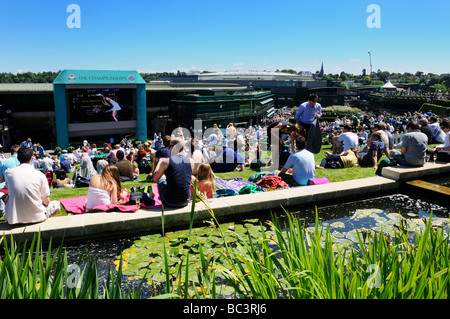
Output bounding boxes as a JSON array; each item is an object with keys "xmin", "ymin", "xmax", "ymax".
[{"xmin": 432, "ymin": 84, "xmax": 447, "ymax": 92}]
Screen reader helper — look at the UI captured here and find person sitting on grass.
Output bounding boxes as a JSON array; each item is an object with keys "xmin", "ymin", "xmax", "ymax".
[
  {"xmin": 96, "ymin": 155, "xmax": 109, "ymax": 174},
  {"xmin": 4, "ymin": 147, "xmax": 60, "ymax": 225},
  {"xmin": 60, "ymin": 156, "xmax": 74, "ymax": 173},
  {"xmin": 191, "ymin": 162, "xmax": 215, "ymax": 199},
  {"xmin": 357, "ymin": 131, "xmax": 389, "ymax": 170},
  {"xmin": 132, "ymin": 162, "xmax": 140, "ymax": 179},
  {"xmin": 52, "ymin": 169, "xmax": 73, "ymax": 188},
  {"xmin": 389, "ymin": 120, "xmax": 428, "ymax": 167},
  {"xmin": 152, "ymin": 138, "xmax": 195, "ymax": 208},
  {"xmin": 333, "ymin": 124, "xmax": 359, "ymax": 154},
  {"xmin": 114, "ymin": 149, "xmax": 134, "ymax": 181},
  {"xmin": 85, "ymin": 165, "xmax": 128, "ymax": 212},
  {"xmin": 319, "ymin": 148, "xmax": 359, "ymax": 169},
  {"xmin": 278, "ymin": 136, "xmax": 315, "ymax": 187},
  {"xmin": 209, "ymin": 139, "xmax": 245, "ymax": 173}
]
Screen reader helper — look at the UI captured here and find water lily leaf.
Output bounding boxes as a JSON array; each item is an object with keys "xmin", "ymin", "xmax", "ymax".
[
  {"xmin": 331, "ymin": 231, "xmax": 344, "ymax": 238},
  {"xmin": 331, "ymin": 221, "xmax": 345, "ymax": 228},
  {"xmin": 243, "ymin": 218, "xmax": 259, "ymax": 224},
  {"xmin": 149, "ymin": 262, "xmax": 165, "ymax": 271},
  {"xmin": 216, "ymin": 284, "xmax": 235, "ymax": 296},
  {"xmin": 152, "ymin": 272, "xmax": 167, "ymax": 283},
  {"xmin": 168, "ymin": 247, "xmax": 179, "ymax": 256}
]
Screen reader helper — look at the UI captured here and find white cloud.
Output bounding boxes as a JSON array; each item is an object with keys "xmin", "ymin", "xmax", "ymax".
[{"xmin": 350, "ymin": 58, "xmax": 360, "ymax": 62}]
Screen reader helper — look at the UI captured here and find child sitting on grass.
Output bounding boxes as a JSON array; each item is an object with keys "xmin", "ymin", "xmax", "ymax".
[{"xmin": 191, "ymin": 163, "xmax": 215, "ymax": 199}]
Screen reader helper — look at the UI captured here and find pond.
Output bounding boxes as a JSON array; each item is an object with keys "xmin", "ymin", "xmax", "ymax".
[{"xmin": 57, "ymin": 189, "xmax": 450, "ymax": 298}]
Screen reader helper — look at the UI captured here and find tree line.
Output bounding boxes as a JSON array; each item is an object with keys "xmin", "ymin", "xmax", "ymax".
[{"xmin": 1, "ymin": 70, "xmax": 449, "ymax": 91}]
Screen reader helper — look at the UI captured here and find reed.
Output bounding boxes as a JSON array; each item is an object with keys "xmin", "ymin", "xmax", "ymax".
[{"xmin": 165, "ymin": 191, "xmax": 450, "ymax": 299}]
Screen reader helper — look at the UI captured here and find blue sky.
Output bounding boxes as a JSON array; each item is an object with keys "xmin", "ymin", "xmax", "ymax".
[{"xmin": 0, "ymin": 0, "xmax": 449, "ymax": 75}]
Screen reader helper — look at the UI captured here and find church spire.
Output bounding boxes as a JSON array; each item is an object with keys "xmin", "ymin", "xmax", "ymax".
[{"xmin": 319, "ymin": 62, "xmax": 324, "ymax": 77}]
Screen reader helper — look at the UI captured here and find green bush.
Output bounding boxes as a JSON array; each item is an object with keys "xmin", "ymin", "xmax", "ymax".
[
  {"xmin": 322, "ymin": 105, "xmax": 362, "ymax": 116},
  {"xmin": 432, "ymin": 99, "xmax": 450, "ymax": 108},
  {"xmin": 419, "ymin": 103, "xmax": 449, "ymax": 116}
]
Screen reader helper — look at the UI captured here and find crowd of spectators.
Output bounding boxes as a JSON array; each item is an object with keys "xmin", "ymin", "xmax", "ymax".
[{"xmin": 0, "ymin": 102, "xmax": 449, "ymax": 226}]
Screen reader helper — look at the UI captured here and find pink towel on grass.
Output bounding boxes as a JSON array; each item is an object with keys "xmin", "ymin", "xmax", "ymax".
[{"xmin": 59, "ymin": 184, "xmax": 162, "ymax": 214}]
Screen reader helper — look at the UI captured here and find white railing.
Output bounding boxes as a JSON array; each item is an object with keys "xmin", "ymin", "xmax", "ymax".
[{"xmin": 393, "ymin": 132, "xmax": 405, "ymax": 147}]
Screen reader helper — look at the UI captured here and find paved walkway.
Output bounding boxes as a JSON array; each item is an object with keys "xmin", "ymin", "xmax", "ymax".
[{"xmin": 1, "ymin": 162, "xmax": 449, "ymax": 244}]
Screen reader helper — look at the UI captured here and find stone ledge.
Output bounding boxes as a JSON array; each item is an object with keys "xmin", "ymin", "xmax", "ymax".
[
  {"xmin": 381, "ymin": 162, "xmax": 450, "ymax": 181},
  {"xmin": 0, "ymin": 175, "xmax": 401, "ymax": 244}
]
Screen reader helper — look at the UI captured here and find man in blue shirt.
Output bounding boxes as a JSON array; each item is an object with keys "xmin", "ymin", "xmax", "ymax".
[
  {"xmin": 0, "ymin": 144, "xmax": 21, "ymax": 188},
  {"xmin": 279, "ymin": 136, "xmax": 315, "ymax": 187},
  {"xmin": 210, "ymin": 140, "xmax": 245, "ymax": 173},
  {"xmin": 295, "ymin": 94, "xmax": 322, "ymax": 133},
  {"xmin": 20, "ymin": 138, "xmax": 33, "ymax": 149},
  {"xmin": 358, "ymin": 131, "xmax": 389, "ymax": 169}
]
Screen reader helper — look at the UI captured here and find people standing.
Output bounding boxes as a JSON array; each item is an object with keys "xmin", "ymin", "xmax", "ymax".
[{"xmin": 294, "ymin": 94, "xmax": 322, "ymax": 134}]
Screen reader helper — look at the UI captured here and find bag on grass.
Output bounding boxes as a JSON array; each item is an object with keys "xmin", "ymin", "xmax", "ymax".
[
  {"xmin": 215, "ymin": 188, "xmax": 239, "ymax": 198},
  {"xmin": 75, "ymin": 176, "xmax": 91, "ymax": 188},
  {"xmin": 129, "ymin": 192, "xmax": 155, "ymax": 206},
  {"xmin": 436, "ymin": 152, "xmax": 450, "ymax": 162}
]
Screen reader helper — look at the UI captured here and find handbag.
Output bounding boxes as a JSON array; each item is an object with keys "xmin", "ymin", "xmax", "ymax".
[
  {"xmin": 436, "ymin": 152, "xmax": 450, "ymax": 162},
  {"xmin": 129, "ymin": 192, "xmax": 155, "ymax": 206}
]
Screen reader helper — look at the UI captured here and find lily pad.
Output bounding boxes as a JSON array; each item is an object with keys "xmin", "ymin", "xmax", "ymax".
[{"xmin": 330, "ymin": 221, "xmax": 345, "ymax": 228}]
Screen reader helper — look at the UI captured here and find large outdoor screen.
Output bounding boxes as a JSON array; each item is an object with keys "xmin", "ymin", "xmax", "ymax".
[{"xmin": 67, "ymin": 88, "xmax": 135, "ymax": 123}]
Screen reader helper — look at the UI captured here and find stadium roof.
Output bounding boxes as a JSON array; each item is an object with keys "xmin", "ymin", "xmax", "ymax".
[
  {"xmin": 198, "ymin": 70, "xmax": 313, "ymax": 81},
  {"xmin": 0, "ymin": 82, "xmax": 250, "ymax": 93},
  {"xmin": 0, "ymin": 83, "xmax": 53, "ymax": 93}
]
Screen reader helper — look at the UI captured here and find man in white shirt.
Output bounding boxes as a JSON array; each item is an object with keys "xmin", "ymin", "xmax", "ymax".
[
  {"xmin": 67, "ymin": 150, "xmax": 78, "ymax": 166},
  {"xmin": 337, "ymin": 124, "xmax": 359, "ymax": 152},
  {"xmin": 4, "ymin": 147, "xmax": 60, "ymax": 225},
  {"xmin": 429, "ymin": 116, "xmax": 446, "ymax": 144}
]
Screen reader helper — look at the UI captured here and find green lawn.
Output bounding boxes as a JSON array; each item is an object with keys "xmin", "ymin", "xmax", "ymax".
[{"xmin": 46, "ymin": 144, "xmax": 376, "ymax": 217}]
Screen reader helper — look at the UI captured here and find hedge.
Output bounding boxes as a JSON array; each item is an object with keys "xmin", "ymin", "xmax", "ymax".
[
  {"xmin": 432, "ymin": 99, "xmax": 450, "ymax": 108},
  {"xmin": 419, "ymin": 103, "xmax": 449, "ymax": 116}
]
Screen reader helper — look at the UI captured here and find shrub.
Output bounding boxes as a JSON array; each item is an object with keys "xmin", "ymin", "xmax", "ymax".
[
  {"xmin": 432, "ymin": 99, "xmax": 450, "ymax": 108},
  {"xmin": 322, "ymin": 105, "xmax": 362, "ymax": 116},
  {"xmin": 419, "ymin": 103, "xmax": 449, "ymax": 116}
]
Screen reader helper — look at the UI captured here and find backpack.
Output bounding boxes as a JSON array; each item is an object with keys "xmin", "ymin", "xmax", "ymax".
[{"xmin": 75, "ymin": 176, "xmax": 91, "ymax": 187}]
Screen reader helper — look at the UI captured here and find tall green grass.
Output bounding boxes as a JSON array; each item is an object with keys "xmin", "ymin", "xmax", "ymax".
[{"xmin": 0, "ymin": 233, "xmax": 172, "ymax": 299}]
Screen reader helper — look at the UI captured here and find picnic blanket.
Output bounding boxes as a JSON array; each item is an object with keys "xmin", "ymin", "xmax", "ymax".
[
  {"xmin": 256, "ymin": 176, "xmax": 289, "ymax": 189},
  {"xmin": 214, "ymin": 178, "xmax": 266, "ymax": 193},
  {"xmin": 60, "ymin": 184, "xmax": 162, "ymax": 214}
]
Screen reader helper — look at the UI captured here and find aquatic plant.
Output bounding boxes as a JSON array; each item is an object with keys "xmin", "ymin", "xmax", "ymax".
[{"xmin": 117, "ymin": 184, "xmax": 449, "ymax": 299}]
